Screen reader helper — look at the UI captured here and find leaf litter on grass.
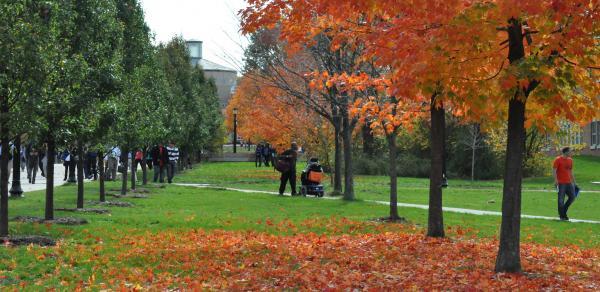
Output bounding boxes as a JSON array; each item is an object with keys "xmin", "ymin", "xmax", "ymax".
[{"xmin": 2, "ymin": 218, "xmax": 598, "ymax": 290}]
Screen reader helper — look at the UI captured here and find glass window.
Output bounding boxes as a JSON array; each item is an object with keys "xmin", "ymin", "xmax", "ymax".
[{"xmin": 592, "ymin": 121, "xmax": 599, "ymax": 147}]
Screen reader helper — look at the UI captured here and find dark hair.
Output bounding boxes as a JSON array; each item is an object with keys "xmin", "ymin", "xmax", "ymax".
[{"xmin": 561, "ymin": 147, "xmax": 571, "ymax": 154}]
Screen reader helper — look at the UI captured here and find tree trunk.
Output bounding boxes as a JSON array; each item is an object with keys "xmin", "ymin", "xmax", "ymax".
[
  {"xmin": 141, "ymin": 150, "xmax": 147, "ymax": 185},
  {"xmin": 495, "ymin": 18, "xmax": 527, "ymax": 273},
  {"xmin": 428, "ymin": 97, "xmax": 446, "ymax": 238},
  {"xmin": 495, "ymin": 97, "xmax": 526, "ymax": 273},
  {"xmin": 98, "ymin": 151, "xmax": 105, "ymax": 202},
  {"xmin": 9, "ymin": 135, "xmax": 23, "ymax": 197},
  {"xmin": 362, "ymin": 123, "xmax": 375, "ymax": 156},
  {"xmin": 387, "ymin": 131, "xmax": 399, "ymax": 219},
  {"xmin": 121, "ymin": 147, "xmax": 128, "ymax": 196},
  {"xmin": 333, "ymin": 118, "xmax": 342, "ymax": 194},
  {"xmin": 341, "ymin": 111, "xmax": 354, "ymax": 201},
  {"xmin": 45, "ymin": 135, "xmax": 56, "ymax": 220},
  {"xmin": 76, "ymin": 143, "xmax": 84, "ymax": 209},
  {"xmin": 0, "ymin": 109, "xmax": 9, "ymax": 236},
  {"xmin": 130, "ymin": 153, "xmax": 136, "ymax": 191},
  {"xmin": 471, "ymin": 134, "xmax": 476, "ymax": 181}
]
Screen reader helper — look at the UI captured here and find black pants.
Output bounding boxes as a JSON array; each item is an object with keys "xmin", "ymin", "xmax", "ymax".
[
  {"xmin": 279, "ymin": 169, "xmax": 296, "ymax": 195},
  {"xmin": 558, "ymin": 183, "xmax": 576, "ymax": 218},
  {"xmin": 255, "ymin": 155, "xmax": 262, "ymax": 167},
  {"xmin": 63, "ymin": 163, "xmax": 70, "ymax": 180}
]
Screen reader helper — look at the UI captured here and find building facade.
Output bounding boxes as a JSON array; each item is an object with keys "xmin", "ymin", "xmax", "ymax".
[
  {"xmin": 186, "ymin": 40, "xmax": 237, "ymax": 108},
  {"xmin": 581, "ymin": 120, "xmax": 600, "ymax": 156},
  {"xmin": 546, "ymin": 120, "xmax": 600, "ymax": 157}
]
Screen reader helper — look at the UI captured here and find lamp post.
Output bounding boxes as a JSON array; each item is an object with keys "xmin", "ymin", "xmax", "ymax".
[
  {"xmin": 9, "ymin": 136, "xmax": 23, "ymax": 197},
  {"xmin": 233, "ymin": 108, "xmax": 238, "ymax": 154}
]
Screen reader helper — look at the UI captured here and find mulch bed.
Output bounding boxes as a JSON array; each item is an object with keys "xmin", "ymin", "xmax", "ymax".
[
  {"xmin": 110, "ymin": 194, "xmax": 148, "ymax": 199},
  {"xmin": 370, "ymin": 216, "xmax": 408, "ymax": 224},
  {"xmin": 86, "ymin": 201, "xmax": 134, "ymax": 207},
  {"xmin": 1, "ymin": 235, "xmax": 56, "ymax": 247},
  {"xmin": 12, "ymin": 216, "xmax": 88, "ymax": 225},
  {"xmin": 55, "ymin": 208, "xmax": 111, "ymax": 214}
]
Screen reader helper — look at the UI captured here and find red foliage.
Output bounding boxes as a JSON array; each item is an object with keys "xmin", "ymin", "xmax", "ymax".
[{"xmin": 99, "ymin": 224, "xmax": 600, "ymax": 290}]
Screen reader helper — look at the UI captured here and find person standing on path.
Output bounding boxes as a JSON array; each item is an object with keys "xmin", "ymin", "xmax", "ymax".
[
  {"xmin": 255, "ymin": 143, "xmax": 263, "ymax": 167},
  {"xmin": 166, "ymin": 142, "xmax": 179, "ymax": 184},
  {"xmin": 151, "ymin": 143, "xmax": 168, "ymax": 183},
  {"xmin": 278, "ymin": 142, "xmax": 298, "ymax": 196},
  {"xmin": 26, "ymin": 145, "xmax": 39, "ymax": 184},
  {"xmin": 553, "ymin": 146, "xmax": 577, "ymax": 221}
]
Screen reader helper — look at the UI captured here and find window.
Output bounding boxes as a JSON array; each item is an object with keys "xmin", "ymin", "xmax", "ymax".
[
  {"xmin": 592, "ymin": 121, "xmax": 600, "ymax": 148},
  {"xmin": 558, "ymin": 121, "xmax": 583, "ymax": 147}
]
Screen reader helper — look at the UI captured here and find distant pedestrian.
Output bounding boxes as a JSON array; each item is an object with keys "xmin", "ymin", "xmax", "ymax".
[
  {"xmin": 151, "ymin": 143, "xmax": 168, "ymax": 183},
  {"xmin": 166, "ymin": 142, "xmax": 179, "ymax": 184},
  {"xmin": 61, "ymin": 149, "xmax": 70, "ymax": 181},
  {"xmin": 255, "ymin": 143, "xmax": 264, "ymax": 167},
  {"xmin": 262, "ymin": 143, "xmax": 271, "ymax": 167},
  {"xmin": 278, "ymin": 142, "xmax": 298, "ymax": 196},
  {"xmin": 553, "ymin": 147, "xmax": 577, "ymax": 221},
  {"xmin": 20, "ymin": 144, "xmax": 27, "ymax": 172},
  {"xmin": 86, "ymin": 150, "xmax": 97, "ymax": 180},
  {"xmin": 26, "ymin": 145, "xmax": 39, "ymax": 184},
  {"xmin": 106, "ymin": 146, "xmax": 120, "ymax": 181}
]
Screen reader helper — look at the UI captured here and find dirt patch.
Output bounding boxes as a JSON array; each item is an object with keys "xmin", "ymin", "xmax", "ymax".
[
  {"xmin": 12, "ymin": 216, "xmax": 88, "ymax": 225},
  {"xmin": 1, "ymin": 235, "xmax": 56, "ymax": 247},
  {"xmin": 55, "ymin": 208, "xmax": 111, "ymax": 214},
  {"xmin": 87, "ymin": 201, "xmax": 134, "ymax": 207}
]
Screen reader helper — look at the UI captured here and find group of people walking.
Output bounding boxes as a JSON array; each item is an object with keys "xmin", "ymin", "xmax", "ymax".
[
  {"xmin": 255, "ymin": 142, "xmax": 275, "ymax": 167},
  {"xmin": 0, "ymin": 140, "xmax": 182, "ymax": 188}
]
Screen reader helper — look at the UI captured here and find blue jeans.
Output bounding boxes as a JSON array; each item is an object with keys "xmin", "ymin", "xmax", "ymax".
[{"xmin": 558, "ymin": 183, "xmax": 575, "ymax": 218}]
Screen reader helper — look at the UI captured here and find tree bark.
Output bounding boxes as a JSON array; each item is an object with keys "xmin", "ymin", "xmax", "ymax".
[
  {"xmin": 362, "ymin": 123, "xmax": 375, "ymax": 156},
  {"xmin": 495, "ymin": 18, "xmax": 528, "ymax": 273},
  {"xmin": 130, "ymin": 152, "xmax": 136, "ymax": 191},
  {"xmin": 141, "ymin": 150, "xmax": 147, "ymax": 185},
  {"xmin": 45, "ymin": 135, "xmax": 56, "ymax": 220},
  {"xmin": 471, "ymin": 127, "xmax": 477, "ymax": 181},
  {"xmin": 341, "ymin": 111, "xmax": 354, "ymax": 201},
  {"xmin": 121, "ymin": 147, "xmax": 128, "ymax": 196},
  {"xmin": 98, "ymin": 151, "xmax": 105, "ymax": 202},
  {"xmin": 387, "ymin": 131, "xmax": 399, "ymax": 219},
  {"xmin": 0, "ymin": 106, "xmax": 9, "ymax": 236},
  {"xmin": 76, "ymin": 143, "xmax": 84, "ymax": 209},
  {"xmin": 495, "ymin": 96, "xmax": 526, "ymax": 273},
  {"xmin": 333, "ymin": 117, "xmax": 342, "ymax": 194},
  {"xmin": 9, "ymin": 135, "xmax": 23, "ymax": 197},
  {"xmin": 428, "ymin": 96, "xmax": 445, "ymax": 238}
]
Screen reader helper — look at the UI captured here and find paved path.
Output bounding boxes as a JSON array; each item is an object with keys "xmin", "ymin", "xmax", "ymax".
[
  {"xmin": 176, "ymin": 183, "xmax": 600, "ymax": 225},
  {"xmin": 5, "ymin": 164, "xmax": 68, "ymax": 194}
]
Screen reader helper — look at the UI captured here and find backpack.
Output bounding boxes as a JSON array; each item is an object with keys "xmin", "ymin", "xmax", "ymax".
[{"xmin": 274, "ymin": 158, "xmax": 290, "ymax": 173}]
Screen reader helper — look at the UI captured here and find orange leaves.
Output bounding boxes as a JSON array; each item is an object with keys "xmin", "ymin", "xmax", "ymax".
[{"xmin": 58, "ymin": 222, "xmax": 600, "ymax": 290}]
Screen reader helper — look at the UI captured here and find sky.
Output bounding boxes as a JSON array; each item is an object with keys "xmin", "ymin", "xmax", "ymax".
[{"xmin": 139, "ymin": 0, "xmax": 249, "ymax": 72}]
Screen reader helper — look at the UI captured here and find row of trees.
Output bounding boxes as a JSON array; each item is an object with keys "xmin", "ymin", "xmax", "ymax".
[
  {"xmin": 0, "ymin": 0, "xmax": 222, "ymax": 237},
  {"xmin": 234, "ymin": 0, "xmax": 598, "ymax": 273}
]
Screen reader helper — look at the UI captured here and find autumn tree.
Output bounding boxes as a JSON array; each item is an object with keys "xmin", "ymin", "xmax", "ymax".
[{"xmin": 0, "ymin": 0, "xmax": 52, "ymax": 236}]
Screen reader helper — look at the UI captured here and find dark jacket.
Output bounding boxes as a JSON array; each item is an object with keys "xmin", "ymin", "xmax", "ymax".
[
  {"xmin": 151, "ymin": 145, "xmax": 169, "ymax": 166},
  {"xmin": 280, "ymin": 148, "xmax": 297, "ymax": 172}
]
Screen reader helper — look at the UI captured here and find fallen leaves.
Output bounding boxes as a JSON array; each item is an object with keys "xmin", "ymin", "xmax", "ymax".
[{"xmin": 2, "ymin": 218, "xmax": 599, "ymax": 290}]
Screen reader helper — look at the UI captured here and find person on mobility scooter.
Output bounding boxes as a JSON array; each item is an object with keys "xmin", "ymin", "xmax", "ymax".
[{"xmin": 300, "ymin": 157, "xmax": 325, "ymax": 197}]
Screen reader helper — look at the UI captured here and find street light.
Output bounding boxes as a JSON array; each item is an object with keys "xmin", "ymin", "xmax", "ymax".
[{"xmin": 233, "ymin": 108, "xmax": 238, "ymax": 154}]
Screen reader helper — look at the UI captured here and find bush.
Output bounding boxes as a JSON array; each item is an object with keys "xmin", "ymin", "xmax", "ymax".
[{"xmin": 352, "ymin": 152, "xmax": 430, "ymax": 178}]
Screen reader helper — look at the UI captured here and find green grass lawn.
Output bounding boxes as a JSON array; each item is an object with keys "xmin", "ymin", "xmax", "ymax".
[{"xmin": 1, "ymin": 157, "xmax": 599, "ymax": 288}]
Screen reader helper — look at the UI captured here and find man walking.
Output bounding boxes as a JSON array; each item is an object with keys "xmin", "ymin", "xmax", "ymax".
[
  {"xmin": 553, "ymin": 146, "xmax": 577, "ymax": 221},
  {"xmin": 278, "ymin": 142, "xmax": 298, "ymax": 196},
  {"xmin": 166, "ymin": 142, "xmax": 179, "ymax": 184}
]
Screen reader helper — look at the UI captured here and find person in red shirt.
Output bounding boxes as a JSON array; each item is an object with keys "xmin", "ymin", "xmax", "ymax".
[{"xmin": 553, "ymin": 147, "xmax": 577, "ymax": 221}]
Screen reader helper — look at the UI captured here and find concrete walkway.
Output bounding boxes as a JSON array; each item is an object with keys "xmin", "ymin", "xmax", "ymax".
[
  {"xmin": 5, "ymin": 164, "xmax": 69, "ymax": 194},
  {"xmin": 176, "ymin": 183, "xmax": 600, "ymax": 225}
]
